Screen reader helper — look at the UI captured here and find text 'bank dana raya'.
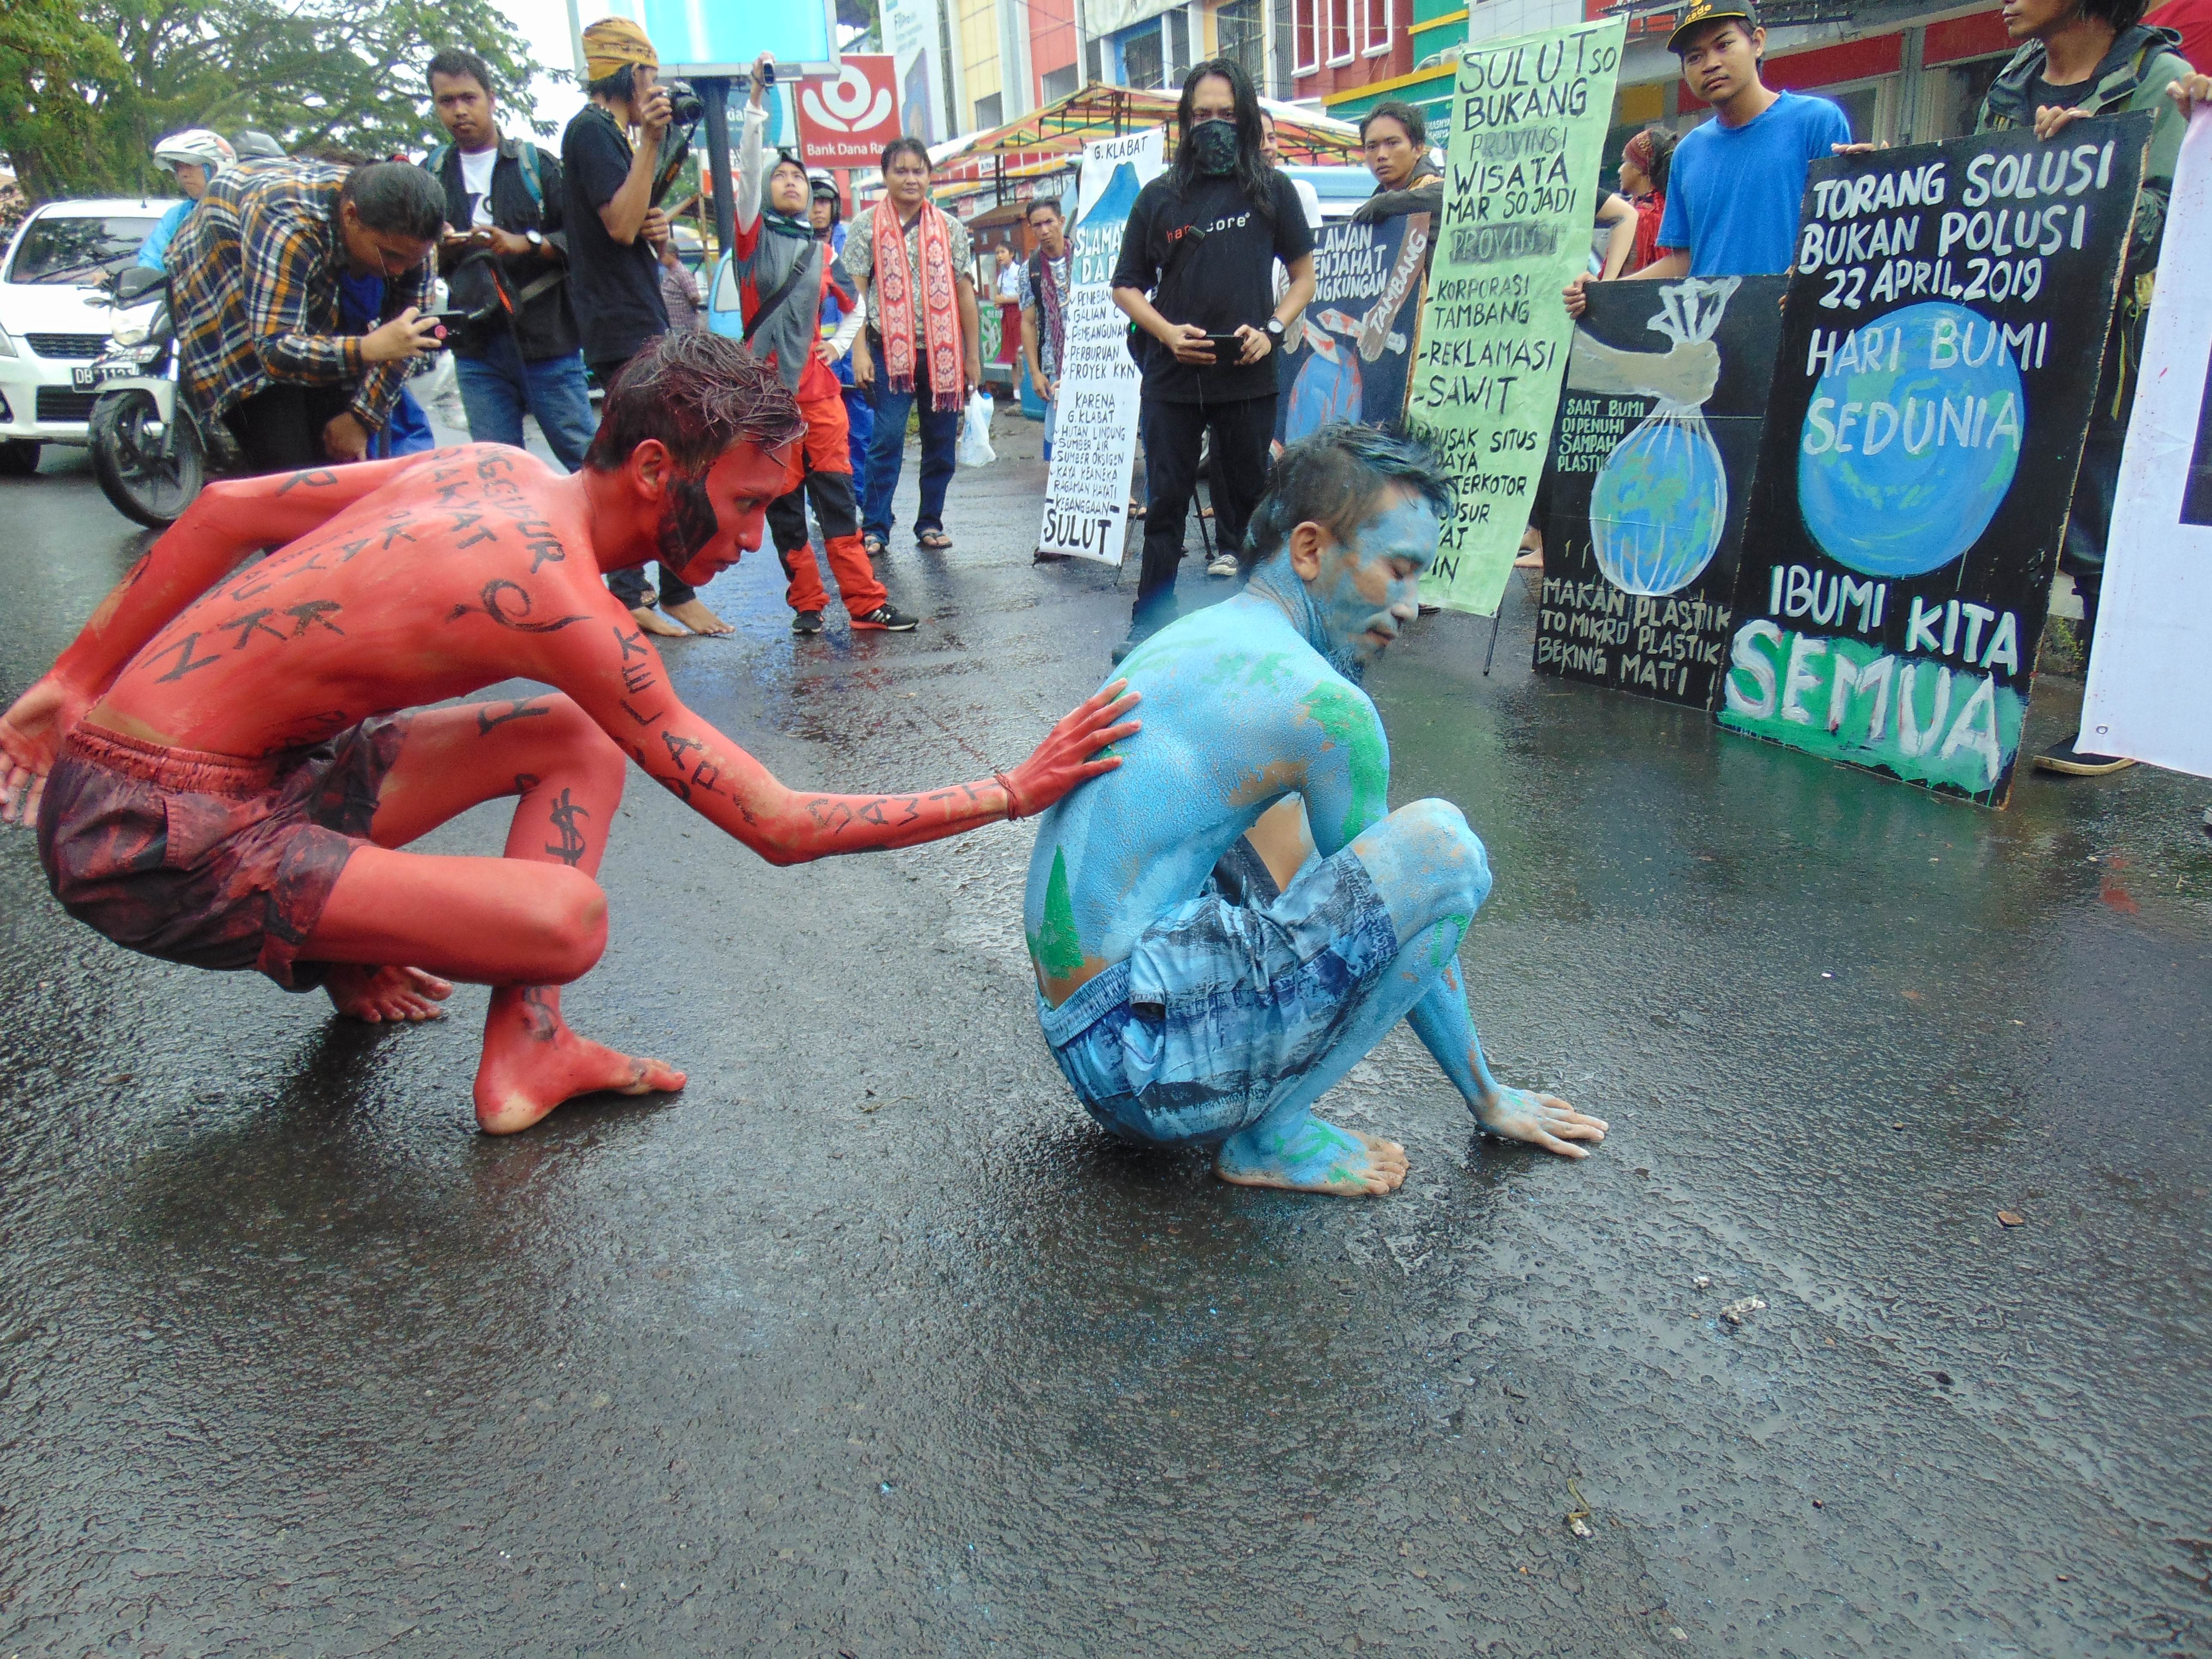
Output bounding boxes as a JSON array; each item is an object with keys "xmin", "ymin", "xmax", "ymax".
[{"xmin": 1722, "ymin": 116, "xmax": 2149, "ymax": 808}]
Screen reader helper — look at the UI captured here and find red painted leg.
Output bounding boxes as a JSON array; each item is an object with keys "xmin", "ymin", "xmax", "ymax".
[{"xmin": 303, "ymin": 697, "xmax": 684, "ymax": 1132}]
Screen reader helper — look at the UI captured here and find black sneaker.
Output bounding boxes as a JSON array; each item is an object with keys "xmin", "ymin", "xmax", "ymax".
[
  {"xmin": 851, "ymin": 604, "xmax": 918, "ymax": 632},
  {"xmin": 790, "ymin": 609, "xmax": 823, "ymax": 635},
  {"xmin": 2033, "ymin": 732, "xmax": 2137, "ymax": 777}
]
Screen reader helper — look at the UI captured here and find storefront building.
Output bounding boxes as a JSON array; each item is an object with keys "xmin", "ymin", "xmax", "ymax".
[{"xmin": 1322, "ymin": 0, "xmax": 2022, "ymax": 158}]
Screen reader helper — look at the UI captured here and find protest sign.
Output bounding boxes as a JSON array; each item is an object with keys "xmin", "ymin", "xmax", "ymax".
[
  {"xmin": 1721, "ymin": 118, "xmax": 2147, "ymax": 807},
  {"xmin": 1534, "ymin": 273, "xmax": 1784, "ymax": 708},
  {"xmin": 1408, "ymin": 19, "xmax": 1625, "ymax": 617},
  {"xmin": 2080, "ymin": 111, "xmax": 2212, "ymax": 780},
  {"xmin": 1037, "ymin": 130, "xmax": 1164, "ymax": 565},
  {"xmin": 1276, "ymin": 213, "xmax": 1429, "ymax": 449}
]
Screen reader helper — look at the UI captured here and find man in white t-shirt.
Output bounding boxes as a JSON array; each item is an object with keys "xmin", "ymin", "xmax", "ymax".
[{"xmin": 422, "ymin": 48, "xmax": 596, "ymax": 474}]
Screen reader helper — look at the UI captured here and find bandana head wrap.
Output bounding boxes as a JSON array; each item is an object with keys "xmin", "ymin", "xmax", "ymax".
[{"xmin": 582, "ymin": 17, "xmax": 657, "ymax": 84}]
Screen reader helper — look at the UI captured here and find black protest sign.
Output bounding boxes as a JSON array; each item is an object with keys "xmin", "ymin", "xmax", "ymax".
[
  {"xmin": 1720, "ymin": 117, "xmax": 2147, "ymax": 806},
  {"xmin": 1276, "ymin": 213, "xmax": 1431, "ymax": 449},
  {"xmin": 1534, "ymin": 273, "xmax": 1784, "ymax": 708}
]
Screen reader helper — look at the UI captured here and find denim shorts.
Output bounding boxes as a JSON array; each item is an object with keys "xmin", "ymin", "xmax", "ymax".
[{"xmin": 1039, "ymin": 843, "xmax": 1400, "ymax": 1146}]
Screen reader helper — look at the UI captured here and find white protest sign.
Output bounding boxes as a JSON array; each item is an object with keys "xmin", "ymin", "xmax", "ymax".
[
  {"xmin": 1038, "ymin": 129, "xmax": 1164, "ymax": 564},
  {"xmin": 2079, "ymin": 109, "xmax": 2212, "ymax": 779}
]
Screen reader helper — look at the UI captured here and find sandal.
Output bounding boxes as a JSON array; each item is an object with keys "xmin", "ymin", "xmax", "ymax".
[
  {"xmin": 1127, "ymin": 500, "xmax": 1147, "ymax": 520},
  {"xmin": 915, "ymin": 529, "xmax": 953, "ymax": 550},
  {"xmin": 862, "ymin": 533, "xmax": 887, "ymax": 558}
]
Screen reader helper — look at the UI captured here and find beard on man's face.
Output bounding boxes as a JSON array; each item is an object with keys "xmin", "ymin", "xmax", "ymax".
[{"xmin": 655, "ymin": 474, "xmax": 722, "ymax": 574}]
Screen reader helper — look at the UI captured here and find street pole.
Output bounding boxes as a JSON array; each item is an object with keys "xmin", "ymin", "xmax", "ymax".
[
  {"xmin": 561, "ymin": 0, "xmax": 586, "ymax": 81},
  {"xmin": 702, "ymin": 76, "xmax": 737, "ymax": 260}
]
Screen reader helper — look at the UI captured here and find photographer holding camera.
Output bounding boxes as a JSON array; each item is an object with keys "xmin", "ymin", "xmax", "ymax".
[
  {"xmin": 166, "ymin": 158, "xmax": 445, "ymax": 471},
  {"xmin": 562, "ymin": 17, "xmax": 727, "ymax": 633},
  {"xmin": 422, "ymin": 47, "xmax": 592, "ymax": 471}
]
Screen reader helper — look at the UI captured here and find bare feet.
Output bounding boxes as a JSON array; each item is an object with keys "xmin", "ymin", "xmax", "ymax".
[
  {"xmin": 662, "ymin": 598, "xmax": 734, "ymax": 636},
  {"xmin": 323, "ymin": 963, "xmax": 453, "ymax": 1023},
  {"xmin": 632, "ymin": 604, "xmax": 686, "ymax": 638},
  {"xmin": 472, "ymin": 985, "xmax": 686, "ymax": 1134},
  {"xmin": 1513, "ymin": 527, "xmax": 1544, "ymax": 569},
  {"xmin": 1474, "ymin": 1086, "xmax": 1607, "ymax": 1157},
  {"xmin": 1214, "ymin": 1109, "xmax": 1409, "ymax": 1196}
]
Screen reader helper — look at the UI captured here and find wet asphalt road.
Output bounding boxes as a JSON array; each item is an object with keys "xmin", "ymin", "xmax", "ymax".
[{"xmin": 1, "ymin": 424, "xmax": 2208, "ymax": 1659}]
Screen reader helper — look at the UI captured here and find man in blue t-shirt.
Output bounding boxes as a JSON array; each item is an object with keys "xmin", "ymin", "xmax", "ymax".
[{"xmin": 1565, "ymin": 0, "xmax": 1849, "ymax": 314}]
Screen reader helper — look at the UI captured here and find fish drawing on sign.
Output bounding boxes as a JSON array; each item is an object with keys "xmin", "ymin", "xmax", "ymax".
[
  {"xmin": 1288, "ymin": 321, "xmax": 1362, "ymax": 434},
  {"xmin": 1573, "ymin": 277, "xmax": 1739, "ymax": 597},
  {"xmin": 1279, "ymin": 214, "xmax": 1430, "ymax": 448}
]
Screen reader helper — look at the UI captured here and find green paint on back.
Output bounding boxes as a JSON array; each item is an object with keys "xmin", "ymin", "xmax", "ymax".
[
  {"xmin": 1300, "ymin": 680, "xmax": 1389, "ymax": 844},
  {"xmin": 1028, "ymin": 846, "xmax": 1086, "ymax": 980}
]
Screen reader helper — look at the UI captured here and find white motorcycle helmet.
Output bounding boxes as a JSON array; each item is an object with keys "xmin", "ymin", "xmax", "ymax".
[{"xmin": 152, "ymin": 128, "xmax": 237, "ymax": 182}]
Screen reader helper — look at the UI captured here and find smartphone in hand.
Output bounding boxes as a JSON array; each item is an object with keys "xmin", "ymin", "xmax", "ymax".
[{"xmin": 1202, "ymin": 332, "xmax": 1244, "ymax": 360}]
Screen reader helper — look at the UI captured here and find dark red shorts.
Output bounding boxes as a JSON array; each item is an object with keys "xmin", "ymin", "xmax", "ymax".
[{"xmin": 37, "ymin": 717, "xmax": 410, "ymax": 990}]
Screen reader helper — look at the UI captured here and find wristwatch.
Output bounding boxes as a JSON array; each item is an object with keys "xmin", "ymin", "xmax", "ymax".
[
  {"xmin": 525, "ymin": 229, "xmax": 545, "ymax": 252},
  {"xmin": 1265, "ymin": 317, "xmax": 1286, "ymax": 339}
]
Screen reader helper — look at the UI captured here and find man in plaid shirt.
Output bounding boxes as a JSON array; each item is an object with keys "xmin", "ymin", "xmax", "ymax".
[{"xmin": 168, "ymin": 159, "xmax": 447, "ymax": 469}]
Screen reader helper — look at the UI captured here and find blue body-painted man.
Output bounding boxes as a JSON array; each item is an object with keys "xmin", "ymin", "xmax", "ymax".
[{"xmin": 1023, "ymin": 424, "xmax": 1607, "ymax": 1194}]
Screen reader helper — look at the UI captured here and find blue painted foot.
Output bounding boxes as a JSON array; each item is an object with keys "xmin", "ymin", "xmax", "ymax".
[{"xmin": 1214, "ymin": 1109, "xmax": 1409, "ymax": 1197}]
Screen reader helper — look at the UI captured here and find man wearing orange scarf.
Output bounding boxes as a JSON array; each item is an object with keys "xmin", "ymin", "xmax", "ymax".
[{"xmin": 845, "ymin": 137, "xmax": 981, "ymax": 555}]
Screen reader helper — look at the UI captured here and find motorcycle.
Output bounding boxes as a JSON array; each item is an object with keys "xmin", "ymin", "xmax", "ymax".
[{"xmin": 84, "ymin": 265, "xmax": 240, "ymax": 528}]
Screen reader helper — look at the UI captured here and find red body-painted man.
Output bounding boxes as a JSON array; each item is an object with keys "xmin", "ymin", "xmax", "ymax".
[{"xmin": 0, "ymin": 332, "xmax": 1138, "ymax": 1133}]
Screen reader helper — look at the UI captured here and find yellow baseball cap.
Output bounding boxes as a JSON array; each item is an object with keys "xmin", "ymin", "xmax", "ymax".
[{"xmin": 1668, "ymin": 0, "xmax": 1761, "ymax": 52}]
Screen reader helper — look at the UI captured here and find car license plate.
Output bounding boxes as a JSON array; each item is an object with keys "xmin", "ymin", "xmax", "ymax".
[{"xmin": 71, "ymin": 361, "xmax": 138, "ymax": 389}]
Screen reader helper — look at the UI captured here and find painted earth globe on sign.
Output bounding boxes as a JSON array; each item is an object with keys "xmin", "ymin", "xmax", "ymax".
[
  {"xmin": 1797, "ymin": 299, "xmax": 2024, "ymax": 579},
  {"xmin": 1590, "ymin": 407, "xmax": 1727, "ymax": 596}
]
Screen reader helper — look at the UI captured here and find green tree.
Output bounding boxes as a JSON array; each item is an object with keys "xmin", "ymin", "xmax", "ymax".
[
  {"xmin": 0, "ymin": 0, "xmax": 131, "ymax": 201},
  {"xmin": 0, "ymin": 0, "xmax": 547, "ymax": 204}
]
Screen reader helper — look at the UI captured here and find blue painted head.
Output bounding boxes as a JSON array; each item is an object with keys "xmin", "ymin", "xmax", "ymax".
[{"xmin": 1244, "ymin": 422, "xmax": 1452, "ymax": 670}]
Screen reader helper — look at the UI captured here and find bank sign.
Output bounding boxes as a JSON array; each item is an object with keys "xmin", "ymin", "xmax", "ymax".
[{"xmin": 796, "ymin": 55, "xmax": 903, "ymax": 167}]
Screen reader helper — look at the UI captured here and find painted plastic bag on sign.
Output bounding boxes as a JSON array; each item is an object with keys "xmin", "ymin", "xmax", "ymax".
[
  {"xmin": 1590, "ymin": 277, "xmax": 1738, "ymax": 596},
  {"xmin": 957, "ymin": 391, "xmax": 996, "ymax": 468}
]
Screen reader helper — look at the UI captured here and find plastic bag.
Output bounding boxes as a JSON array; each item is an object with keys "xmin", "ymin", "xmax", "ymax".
[
  {"xmin": 1590, "ymin": 277, "xmax": 1737, "ymax": 597},
  {"xmin": 957, "ymin": 390, "xmax": 997, "ymax": 468}
]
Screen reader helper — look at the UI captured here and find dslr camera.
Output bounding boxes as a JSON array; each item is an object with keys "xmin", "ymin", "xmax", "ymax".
[{"xmin": 665, "ymin": 79, "xmax": 706, "ymax": 126}]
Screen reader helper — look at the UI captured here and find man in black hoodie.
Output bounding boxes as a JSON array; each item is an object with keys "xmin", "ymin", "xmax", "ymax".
[{"xmin": 1110, "ymin": 59, "xmax": 1316, "ymax": 661}]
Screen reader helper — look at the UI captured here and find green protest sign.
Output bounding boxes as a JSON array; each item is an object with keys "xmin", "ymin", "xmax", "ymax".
[{"xmin": 1410, "ymin": 19, "xmax": 1626, "ymax": 617}]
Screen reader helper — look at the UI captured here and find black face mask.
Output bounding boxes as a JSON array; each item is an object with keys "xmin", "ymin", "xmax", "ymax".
[{"xmin": 1190, "ymin": 118, "xmax": 1240, "ymax": 176}]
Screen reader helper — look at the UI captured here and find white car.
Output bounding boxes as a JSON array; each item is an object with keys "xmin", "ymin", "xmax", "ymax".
[{"xmin": 0, "ymin": 197, "xmax": 173, "ymax": 474}]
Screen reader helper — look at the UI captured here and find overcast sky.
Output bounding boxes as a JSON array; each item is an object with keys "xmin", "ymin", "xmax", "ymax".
[{"xmin": 493, "ymin": 0, "xmax": 600, "ymax": 136}]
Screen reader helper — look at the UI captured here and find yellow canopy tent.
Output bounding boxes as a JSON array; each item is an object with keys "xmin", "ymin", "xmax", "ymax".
[{"xmin": 854, "ymin": 83, "xmax": 1364, "ymax": 212}]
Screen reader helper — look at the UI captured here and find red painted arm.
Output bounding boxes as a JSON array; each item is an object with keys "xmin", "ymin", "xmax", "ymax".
[
  {"xmin": 566, "ymin": 617, "xmax": 1140, "ymax": 863},
  {"xmin": 0, "ymin": 458, "xmax": 424, "ymax": 823}
]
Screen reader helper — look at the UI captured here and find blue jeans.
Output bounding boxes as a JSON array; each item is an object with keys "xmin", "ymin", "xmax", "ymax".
[
  {"xmin": 862, "ymin": 366, "xmax": 957, "ymax": 542},
  {"xmin": 452, "ymin": 338, "xmax": 596, "ymax": 471},
  {"xmin": 842, "ymin": 384, "xmax": 872, "ymax": 487}
]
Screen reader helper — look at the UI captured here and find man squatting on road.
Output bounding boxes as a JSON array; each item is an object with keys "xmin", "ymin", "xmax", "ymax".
[
  {"xmin": 1024, "ymin": 424, "xmax": 1606, "ymax": 1195},
  {"xmin": 732, "ymin": 54, "xmax": 917, "ymax": 636},
  {"xmin": 0, "ymin": 333, "xmax": 1139, "ymax": 1135}
]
